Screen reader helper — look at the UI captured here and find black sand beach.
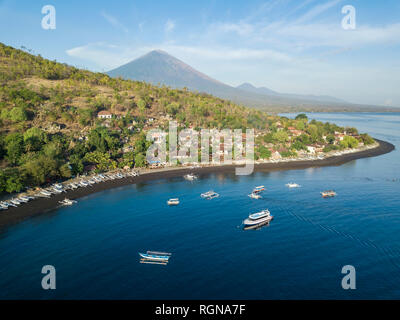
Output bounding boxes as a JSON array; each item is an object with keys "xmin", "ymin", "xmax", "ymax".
[{"xmin": 0, "ymin": 138, "xmax": 394, "ymax": 229}]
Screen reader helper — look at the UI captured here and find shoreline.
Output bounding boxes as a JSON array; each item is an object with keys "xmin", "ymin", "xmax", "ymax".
[{"xmin": 0, "ymin": 138, "xmax": 395, "ymax": 229}]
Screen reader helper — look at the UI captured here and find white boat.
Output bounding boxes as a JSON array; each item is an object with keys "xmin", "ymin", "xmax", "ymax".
[
  {"xmin": 59, "ymin": 198, "xmax": 77, "ymax": 206},
  {"xmin": 248, "ymin": 193, "xmax": 261, "ymax": 199},
  {"xmin": 18, "ymin": 196, "xmax": 30, "ymax": 203},
  {"xmin": 184, "ymin": 173, "xmax": 198, "ymax": 181},
  {"xmin": 167, "ymin": 198, "xmax": 180, "ymax": 206},
  {"xmin": 79, "ymin": 181, "xmax": 89, "ymax": 187},
  {"xmin": 252, "ymin": 186, "xmax": 265, "ymax": 194},
  {"xmin": 139, "ymin": 251, "xmax": 171, "ymax": 263},
  {"xmin": 0, "ymin": 202, "xmax": 8, "ymax": 210},
  {"xmin": 243, "ymin": 209, "xmax": 273, "ymax": 227},
  {"xmin": 201, "ymin": 190, "xmax": 219, "ymax": 199},
  {"xmin": 3, "ymin": 201, "xmax": 16, "ymax": 208},
  {"xmin": 40, "ymin": 190, "xmax": 52, "ymax": 197},
  {"xmin": 52, "ymin": 187, "xmax": 63, "ymax": 194},
  {"xmin": 321, "ymin": 190, "xmax": 337, "ymax": 198},
  {"xmin": 286, "ymin": 182, "xmax": 301, "ymax": 188},
  {"xmin": 10, "ymin": 199, "xmax": 21, "ymax": 206}
]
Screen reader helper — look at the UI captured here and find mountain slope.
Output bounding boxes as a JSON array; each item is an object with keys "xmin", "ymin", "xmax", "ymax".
[{"xmin": 236, "ymin": 82, "xmax": 346, "ymax": 104}]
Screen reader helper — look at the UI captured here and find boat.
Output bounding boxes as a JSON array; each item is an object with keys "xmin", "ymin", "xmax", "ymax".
[
  {"xmin": 79, "ymin": 181, "xmax": 89, "ymax": 187},
  {"xmin": 0, "ymin": 202, "xmax": 8, "ymax": 210},
  {"xmin": 3, "ymin": 201, "xmax": 16, "ymax": 208},
  {"xmin": 10, "ymin": 199, "xmax": 21, "ymax": 206},
  {"xmin": 18, "ymin": 196, "xmax": 30, "ymax": 203},
  {"xmin": 139, "ymin": 251, "xmax": 172, "ymax": 263},
  {"xmin": 321, "ymin": 190, "xmax": 337, "ymax": 198},
  {"xmin": 286, "ymin": 182, "xmax": 301, "ymax": 188},
  {"xmin": 200, "ymin": 190, "xmax": 219, "ymax": 199},
  {"xmin": 243, "ymin": 209, "xmax": 273, "ymax": 228},
  {"xmin": 59, "ymin": 198, "xmax": 77, "ymax": 206},
  {"xmin": 252, "ymin": 186, "xmax": 265, "ymax": 194},
  {"xmin": 39, "ymin": 190, "xmax": 52, "ymax": 197},
  {"xmin": 184, "ymin": 173, "xmax": 198, "ymax": 181},
  {"xmin": 248, "ymin": 192, "xmax": 261, "ymax": 199},
  {"xmin": 52, "ymin": 187, "xmax": 63, "ymax": 194},
  {"xmin": 167, "ymin": 198, "xmax": 180, "ymax": 206}
]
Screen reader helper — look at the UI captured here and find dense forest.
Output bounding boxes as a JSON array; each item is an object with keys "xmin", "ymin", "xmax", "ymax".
[{"xmin": 0, "ymin": 43, "xmax": 374, "ymax": 194}]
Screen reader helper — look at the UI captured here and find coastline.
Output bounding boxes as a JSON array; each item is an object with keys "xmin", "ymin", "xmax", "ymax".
[{"xmin": 0, "ymin": 138, "xmax": 395, "ymax": 229}]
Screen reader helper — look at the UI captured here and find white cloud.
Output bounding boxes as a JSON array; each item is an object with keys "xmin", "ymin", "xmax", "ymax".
[
  {"xmin": 165, "ymin": 19, "xmax": 175, "ymax": 33},
  {"xmin": 101, "ymin": 11, "xmax": 128, "ymax": 33},
  {"xmin": 294, "ymin": 0, "xmax": 343, "ymax": 24}
]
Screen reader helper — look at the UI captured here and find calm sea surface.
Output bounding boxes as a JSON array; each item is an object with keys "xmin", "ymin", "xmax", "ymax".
[{"xmin": 0, "ymin": 112, "xmax": 399, "ymax": 299}]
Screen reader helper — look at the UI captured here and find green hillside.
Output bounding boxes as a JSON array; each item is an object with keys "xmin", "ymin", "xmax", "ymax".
[{"xmin": 0, "ymin": 43, "xmax": 374, "ymax": 194}]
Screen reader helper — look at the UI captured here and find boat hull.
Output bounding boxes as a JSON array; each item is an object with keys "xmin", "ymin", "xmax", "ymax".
[{"xmin": 243, "ymin": 216, "xmax": 273, "ymax": 227}]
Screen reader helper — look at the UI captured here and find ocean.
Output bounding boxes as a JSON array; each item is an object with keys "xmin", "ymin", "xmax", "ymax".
[{"xmin": 0, "ymin": 112, "xmax": 399, "ymax": 299}]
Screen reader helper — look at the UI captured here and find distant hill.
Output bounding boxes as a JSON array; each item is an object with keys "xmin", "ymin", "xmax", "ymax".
[
  {"xmin": 236, "ymin": 82, "xmax": 346, "ymax": 104},
  {"xmin": 107, "ymin": 50, "xmax": 399, "ymax": 113}
]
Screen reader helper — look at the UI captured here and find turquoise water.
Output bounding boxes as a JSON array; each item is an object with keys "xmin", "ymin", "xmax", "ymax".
[{"xmin": 0, "ymin": 113, "xmax": 399, "ymax": 299}]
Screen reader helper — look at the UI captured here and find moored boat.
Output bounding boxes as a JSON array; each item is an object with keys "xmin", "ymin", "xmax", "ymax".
[
  {"xmin": 139, "ymin": 251, "xmax": 172, "ymax": 263},
  {"xmin": 184, "ymin": 173, "xmax": 198, "ymax": 181},
  {"xmin": 59, "ymin": 198, "xmax": 77, "ymax": 206},
  {"xmin": 167, "ymin": 198, "xmax": 180, "ymax": 206},
  {"xmin": 201, "ymin": 190, "xmax": 219, "ymax": 199},
  {"xmin": 252, "ymin": 186, "xmax": 265, "ymax": 194},
  {"xmin": 248, "ymin": 192, "xmax": 261, "ymax": 199},
  {"xmin": 243, "ymin": 209, "xmax": 273, "ymax": 228},
  {"xmin": 321, "ymin": 190, "xmax": 337, "ymax": 198},
  {"xmin": 286, "ymin": 182, "xmax": 301, "ymax": 188}
]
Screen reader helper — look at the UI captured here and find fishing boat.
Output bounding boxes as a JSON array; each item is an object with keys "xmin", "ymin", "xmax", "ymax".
[
  {"xmin": 79, "ymin": 181, "xmax": 89, "ymax": 187},
  {"xmin": 243, "ymin": 209, "xmax": 273, "ymax": 228},
  {"xmin": 3, "ymin": 201, "xmax": 16, "ymax": 208},
  {"xmin": 59, "ymin": 198, "xmax": 77, "ymax": 206},
  {"xmin": 18, "ymin": 196, "xmax": 30, "ymax": 203},
  {"xmin": 10, "ymin": 199, "xmax": 22, "ymax": 206},
  {"xmin": 139, "ymin": 251, "xmax": 172, "ymax": 263},
  {"xmin": 167, "ymin": 198, "xmax": 180, "ymax": 206},
  {"xmin": 286, "ymin": 182, "xmax": 301, "ymax": 188},
  {"xmin": 321, "ymin": 190, "xmax": 337, "ymax": 198},
  {"xmin": 39, "ymin": 190, "xmax": 52, "ymax": 197},
  {"xmin": 201, "ymin": 190, "xmax": 219, "ymax": 199},
  {"xmin": 248, "ymin": 192, "xmax": 262, "ymax": 199},
  {"xmin": 184, "ymin": 173, "xmax": 198, "ymax": 181},
  {"xmin": 0, "ymin": 202, "xmax": 8, "ymax": 210},
  {"xmin": 252, "ymin": 186, "xmax": 265, "ymax": 194}
]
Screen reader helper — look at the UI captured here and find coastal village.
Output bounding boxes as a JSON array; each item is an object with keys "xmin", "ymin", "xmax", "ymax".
[{"xmin": 0, "ymin": 43, "xmax": 376, "ymax": 196}]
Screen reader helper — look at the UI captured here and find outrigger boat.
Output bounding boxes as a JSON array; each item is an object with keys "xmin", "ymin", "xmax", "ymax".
[
  {"xmin": 167, "ymin": 198, "xmax": 180, "ymax": 206},
  {"xmin": 139, "ymin": 251, "xmax": 172, "ymax": 265},
  {"xmin": 184, "ymin": 173, "xmax": 198, "ymax": 181},
  {"xmin": 59, "ymin": 198, "xmax": 77, "ymax": 206},
  {"xmin": 286, "ymin": 182, "xmax": 301, "ymax": 188},
  {"xmin": 201, "ymin": 190, "xmax": 219, "ymax": 199},
  {"xmin": 321, "ymin": 190, "xmax": 337, "ymax": 198},
  {"xmin": 248, "ymin": 192, "xmax": 262, "ymax": 199},
  {"xmin": 243, "ymin": 209, "xmax": 273, "ymax": 228},
  {"xmin": 252, "ymin": 186, "xmax": 265, "ymax": 194}
]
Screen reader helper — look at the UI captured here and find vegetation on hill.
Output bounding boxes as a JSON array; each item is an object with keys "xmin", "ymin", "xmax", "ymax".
[{"xmin": 0, "ymin": 43, "xmax": 375, "ymax": 194}]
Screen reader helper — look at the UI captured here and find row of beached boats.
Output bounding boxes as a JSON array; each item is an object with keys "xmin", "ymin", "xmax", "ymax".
[
  {"xmin": 0, "ymin": 170, "xmax": 140, "ymax": 211},
  {"xmin": 0, "ymin": 195, "xmax": 35, "ymax": 210}
]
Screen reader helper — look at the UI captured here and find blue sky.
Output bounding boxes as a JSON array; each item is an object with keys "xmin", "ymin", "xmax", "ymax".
[{"xmin": 0, "ymin": 0, "xmax": 399, "ymax": 107}]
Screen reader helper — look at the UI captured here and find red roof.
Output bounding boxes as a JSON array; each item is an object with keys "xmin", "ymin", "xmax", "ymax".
[{"xmin": 98, "ymin": 110, "xmax": 112, "ymax": 115}]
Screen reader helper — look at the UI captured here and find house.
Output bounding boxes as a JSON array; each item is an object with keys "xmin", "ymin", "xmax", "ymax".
[
  {"xmin": 97, "ymin": 110, "xmax": 113, "ymax": 119},
  {"xmin": 307, "ymin": 146, "xmax": 316, "ymax": 154},
  {"xmin": 271, "ymin": 151, "xmax": 282, "ymax": 160},
  {"xmin": 288, "ymin": 127, "xmax": 303, "ymax": 137}
]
